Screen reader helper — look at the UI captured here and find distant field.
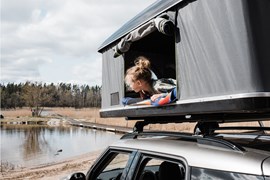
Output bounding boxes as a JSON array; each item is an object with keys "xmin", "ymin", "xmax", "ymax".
[{"xmin": 1, "ymin": 107, "xmax": 269, "ymax": 133}]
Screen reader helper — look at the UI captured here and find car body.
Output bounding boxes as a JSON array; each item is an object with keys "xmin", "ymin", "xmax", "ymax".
[
  {"xmin": 64, "ymin": 121, "xmax": 270, "ymax": 180},
  {"xmin": 64, "ymin": 0, "xmax": 270, "ymax": 179}
]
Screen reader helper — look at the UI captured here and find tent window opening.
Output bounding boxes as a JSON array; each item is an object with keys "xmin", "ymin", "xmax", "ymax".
[{"xmin": 124, "ymin": 29, "xmax": 176, "ymax": 99}]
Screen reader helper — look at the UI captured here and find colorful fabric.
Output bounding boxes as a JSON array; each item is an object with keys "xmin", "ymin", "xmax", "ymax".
[
  {"xmin": 151, "ymin": 87, "xmax": 177, "ymax": 106},
  {"xmin": 122, "ymin": 88, "xmax": 177, "ymax": 106}
]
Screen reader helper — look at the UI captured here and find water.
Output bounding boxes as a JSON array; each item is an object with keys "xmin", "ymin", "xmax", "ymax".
[{"xmin": 0, "ymin": 124, "xmax": 122, "ymax": 167}]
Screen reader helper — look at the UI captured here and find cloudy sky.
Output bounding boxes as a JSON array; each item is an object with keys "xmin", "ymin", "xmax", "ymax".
[{"xmin": 1, "ymin": 0, "xmax": 156, "ymax": 86}]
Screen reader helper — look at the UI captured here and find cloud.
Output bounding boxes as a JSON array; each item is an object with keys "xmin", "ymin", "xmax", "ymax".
[
  {"xmin": 71, "ymin": 58, "xmax": 102, "ymax": 86},
  {"xmin": 1, "ymin": 0, "xmax": 156, "ymax": 85},
  {"xmin": 1, "ymin": 57, "xmax": 52, "ymax": 83}
]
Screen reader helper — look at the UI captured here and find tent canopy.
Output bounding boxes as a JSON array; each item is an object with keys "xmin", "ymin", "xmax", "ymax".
[{"xmin": 98, "ymin": 0, "xmax": 270, "ymax": 121}]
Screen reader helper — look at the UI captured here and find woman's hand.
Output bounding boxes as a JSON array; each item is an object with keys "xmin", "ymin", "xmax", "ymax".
[{"xmin": 151, "ymin": 94, "xmax": 166, "ymax": 102}]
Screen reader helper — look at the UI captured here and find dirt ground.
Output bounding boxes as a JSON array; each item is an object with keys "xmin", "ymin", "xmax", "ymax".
[{"xmin": 1, "ymin": 107, "xmax": 269, "ymax": 179}]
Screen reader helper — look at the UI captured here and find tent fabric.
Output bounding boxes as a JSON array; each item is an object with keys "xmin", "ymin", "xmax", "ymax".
[
  {"xmin": 113, "ymin": 20, "xmax": 156, "ymax": 58},
  {"xmin": 113, "ymin": 16, "xmax": 174, "ymax": 58},
  {"xmin": 176, "ymin": 0, "xmax": 263, "ymax": 100},
  {"xmin": 101, "ymin": 49, "xmax": 124, "ymax": 109},
  {"xmin": 98, "ymin": 0, "xmax": 183, "ymax": 52}
]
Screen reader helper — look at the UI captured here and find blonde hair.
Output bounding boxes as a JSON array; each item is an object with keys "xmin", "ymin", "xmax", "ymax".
[{"xmin": 125, "ymin": 56, "xmax": 152, "ymax": 85}]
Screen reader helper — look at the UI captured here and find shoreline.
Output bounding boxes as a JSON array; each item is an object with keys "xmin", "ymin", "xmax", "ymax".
[{"xmin": 1, "ymin": 150, "xmax": 102, "ymax": 180}]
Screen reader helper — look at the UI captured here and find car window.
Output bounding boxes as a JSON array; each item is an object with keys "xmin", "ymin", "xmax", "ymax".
[
  {"xmin": 136, "ymin": 157, "xmax": 185, "ymax": 180},
  {"xmin": 139, "ymin": 158, "xmax": 163, "ymax": 179},
  {"xmin": 102, "ymin": 153, "xmax": 130, "ymax": 172},
  {"xmin": 96, "ymin": 153, "xmax": 130, "ymax": 180},
  {"xmin": 191, "ymin": 167, "xmax": 264, "ymax": 180},
  {"xmin": 87, "ymin": 150, "xmax": 133, "ymax": 180}
]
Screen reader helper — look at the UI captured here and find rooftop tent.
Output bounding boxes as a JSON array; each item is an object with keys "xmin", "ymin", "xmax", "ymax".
[{"xmin": 98, "ymin": 0, "xmax": 270, "ymax": 121}]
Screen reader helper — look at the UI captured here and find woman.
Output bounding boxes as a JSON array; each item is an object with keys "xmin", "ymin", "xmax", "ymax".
[{"xmin": 124, "ymin": 56, "xmax": 177, "ymax": 106}]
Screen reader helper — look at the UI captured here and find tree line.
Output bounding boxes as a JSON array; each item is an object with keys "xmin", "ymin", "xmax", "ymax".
[{"xmin": 1, "ymin": 82, "xmax": 101, "ymax": 116}]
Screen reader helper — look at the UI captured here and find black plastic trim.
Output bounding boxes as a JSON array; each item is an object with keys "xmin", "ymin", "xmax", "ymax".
[{"xmin": 100, "ymin": 97, "xmax": 270, "ymax": 123}]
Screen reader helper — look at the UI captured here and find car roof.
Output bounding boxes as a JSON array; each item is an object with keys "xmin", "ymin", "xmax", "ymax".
[{"xmin": 110, "ymin": 135, "xmax": 270, "ymax": 176}]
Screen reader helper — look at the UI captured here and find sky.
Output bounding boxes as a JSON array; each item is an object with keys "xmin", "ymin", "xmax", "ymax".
[{"xmin": 1, "ymin": 0, "xmax": 156, "ymax": 86}]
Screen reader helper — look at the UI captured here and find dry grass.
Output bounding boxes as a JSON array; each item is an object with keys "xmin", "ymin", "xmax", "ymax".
[
  {"xmin": 219, "ymin": 121, "xmax": 270, "ymax": 134},
  {"xmin": 220, "ymin": 121, "xmax": 270, "ymax": 127},
  {"xmin": 1, "ymin": 107, "xmax": 32, "ymax": 117}
]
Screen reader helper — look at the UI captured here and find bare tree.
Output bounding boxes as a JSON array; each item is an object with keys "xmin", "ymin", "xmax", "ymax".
[{"xmin": 23, "ymin": 82, "xmax": 52, "ymax": 117}]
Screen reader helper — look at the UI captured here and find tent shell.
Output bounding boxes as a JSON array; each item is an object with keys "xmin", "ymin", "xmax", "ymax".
[{"xmin": 98, "ymin": 0, "xmax": 270, "ymax": 122}]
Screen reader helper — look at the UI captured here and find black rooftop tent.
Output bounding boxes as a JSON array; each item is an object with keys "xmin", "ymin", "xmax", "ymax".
[{"xmin": 98, "ymin": 0, "xmax": 270, "ymax": 122}]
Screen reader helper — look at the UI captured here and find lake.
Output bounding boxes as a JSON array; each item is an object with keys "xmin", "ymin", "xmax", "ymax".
[{"xmin": 0, "ymin": 124, "xmax": 122, "ymax": 167}]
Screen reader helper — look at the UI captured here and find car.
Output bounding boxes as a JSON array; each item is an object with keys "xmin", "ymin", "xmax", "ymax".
[
  {"xmin": 63, "ymin": 120, "xmax": 270, "ymax": 180},
  {"xmin": 63, "ymin": 0, "xmax": 270, "ymax": 179}
]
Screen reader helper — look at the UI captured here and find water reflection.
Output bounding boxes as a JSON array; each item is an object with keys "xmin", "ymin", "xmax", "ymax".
[
  {"xmin": 22, "ymin": 126, "xmax": 51, "ymax": 161},
  {"xmin": 1, "ymin": 125, "xmax": 122, "ymax": 167}
]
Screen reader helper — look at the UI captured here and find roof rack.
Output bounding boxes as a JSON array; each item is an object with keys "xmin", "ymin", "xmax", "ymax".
[
  {"xmin": 123, "ymin": 120, "xmax": 270, "ymax": 152},
  {"xmin": 132, "ymin": 119, "xmax": 270, "ymax": 135},
  {"xmin": 121, "ymin": 131, "xmax": 246, "ymax": 152}
]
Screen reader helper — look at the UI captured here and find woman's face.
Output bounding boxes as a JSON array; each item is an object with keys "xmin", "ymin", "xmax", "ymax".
[
  {"xmin": 130, "ymin": 80, "xmax": 142, "ymax": 92},
  {"xmin": 126, "ymin": 75, "xmax": 143, "ymax": 92}
]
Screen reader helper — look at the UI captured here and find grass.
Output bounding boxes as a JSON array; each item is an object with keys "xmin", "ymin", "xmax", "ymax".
[{"xmin": 0, "ymin": 107, "xmax": 49, "ymax": 124}]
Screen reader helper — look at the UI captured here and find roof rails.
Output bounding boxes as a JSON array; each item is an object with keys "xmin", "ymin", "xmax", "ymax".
[{"xmin": 121, "ymin": 131, "xmax": 246, "ymax": 152}]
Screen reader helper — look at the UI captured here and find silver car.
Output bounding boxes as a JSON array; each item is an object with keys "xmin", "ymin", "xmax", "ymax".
[{"xmin": 64, "ymin": 121, "xmax": 270, "ymax": 180}]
